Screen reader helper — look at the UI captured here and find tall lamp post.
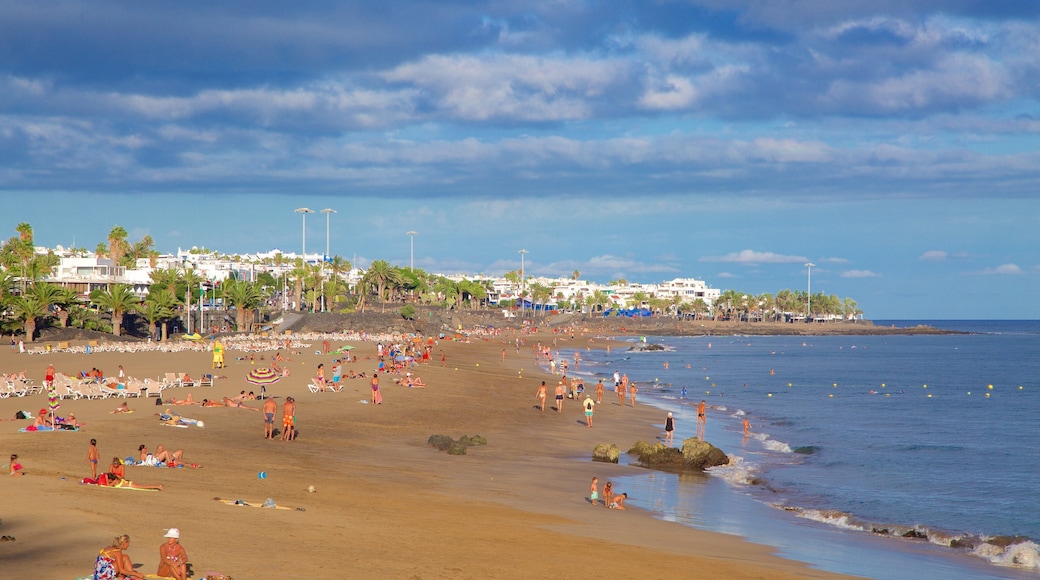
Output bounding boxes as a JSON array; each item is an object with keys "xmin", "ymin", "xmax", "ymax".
[
  {"xmin": 321, "ymin": 209, "xmax": 336, "ymax": 312},
  {"xmin": 406, "ymin": 231, "xmax": 418, "ymax": 271},
  {"xmin": 518, "ymin": 249, "xmax": 528, "ymax": 311},
  {"xmin": 295, "ymin": 208, "xmax": 313, "ymax": 263},
  {"xmin": 805, "ymin": 262, "xmax": 815, "ymax": 322}
]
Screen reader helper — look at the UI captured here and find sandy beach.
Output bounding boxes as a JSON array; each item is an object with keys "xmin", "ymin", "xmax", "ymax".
[{"xmin": 0, "ymin": 329, "xmax": 853, "ymax": 579}]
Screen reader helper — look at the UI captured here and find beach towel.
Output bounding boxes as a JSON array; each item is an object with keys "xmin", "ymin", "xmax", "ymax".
[
  {"xmin": 213, "ymin": 497, "xmax": 305, "ymax": 511},
  {"xmin": 20, "ymin": 425, "xmax": 78, "ymax": 432}
]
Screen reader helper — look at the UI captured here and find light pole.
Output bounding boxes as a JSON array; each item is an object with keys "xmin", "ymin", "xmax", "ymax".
[
  {"xmin": 518, "ymin": 249, "xmax": 528, "ymax": 310},
  {"xmin": 406, "ymin": 231, "xmax": 418, "ymax": 271},
  {"xmin": 805, "ymin": 262, "xmax": 815, "ymax": 321},
  {"xmin": 321, "ymin": 209, "xmax": 335, "ymax": 312},
  {"xmin": 294, "ymin": 208, "xmax": 313, "ymax": 263}
]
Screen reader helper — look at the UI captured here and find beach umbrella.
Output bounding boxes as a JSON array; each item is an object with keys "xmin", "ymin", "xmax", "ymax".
[
  {"xmin": 47, "ymin": 388, "xmax": 61, "ymax": 430},
  {"xmin": 245, "ymin": 367, "xmax": 281, "ymax": 386}
]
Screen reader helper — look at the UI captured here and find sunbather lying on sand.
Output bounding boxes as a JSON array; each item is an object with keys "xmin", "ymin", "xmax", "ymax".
[
  {"xmin": 105, "ymin": 473, "xmax": 163, "ymax": 491},
  {"xmin": 166, "ymin": 393, "xmax": 198, "ymax": 405},
  {"xmin": 222, "ymin": 397, "xmax": 260, "ymax": 411}
]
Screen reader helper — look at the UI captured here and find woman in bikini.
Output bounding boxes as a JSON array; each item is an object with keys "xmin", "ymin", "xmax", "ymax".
[
  {"xmin": 105, "ymin": 473, "xmax": 164, "ymax": 491},
  {"xmin": 96, "ymin": 534, "xmax": 146, "ymax": 579}
]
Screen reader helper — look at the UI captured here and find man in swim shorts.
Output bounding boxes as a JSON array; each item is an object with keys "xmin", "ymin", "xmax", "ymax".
[
  {"xmin": 554, "ymin": 382, "xmax": 565, "ymax": 413},
  {"xmin": 281, "ymin": 397, "xmax": 296, "ymax": 442},
  {"xmin": 262, "ymin": 397, "xmax": 277, "ymax": 439}
]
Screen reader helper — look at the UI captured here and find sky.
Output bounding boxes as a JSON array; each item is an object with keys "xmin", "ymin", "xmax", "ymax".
[{"xmin": 1, "ymin": 1, "xmax": 1038, "ymax": 319}]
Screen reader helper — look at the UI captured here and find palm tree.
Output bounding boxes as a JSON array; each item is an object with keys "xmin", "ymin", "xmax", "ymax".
[
  {"xmin": 107, "ymin": 226, "xmax": 129, "ymax": 266},
  {"xmin": 363, "ymin": 260, "xmax": 401, "ymax": 313},
  {"xmin": 571, "ymin": 270, "xmax": 581, "ymax": 280},
  {"xmin": 433, "ymin": 277, "xmax": 460, "ymax": 310},
  {"xmin": 90, "ymin": 283, "xmax": 139, "ymax": 337},
  {"xmin": 222, "ymin": 279, "xmax": 263, "ymax": 332},
  {"xmin": 9, "ymin": 292, "xmax": 48, "ymax": 342},
  {"xmin": 289, "ymin": 259, "xmax": 309, "ymax": 312},
  {"xmin": 144, "ymin": 287, "xmax": 179, "ymax": 341}
]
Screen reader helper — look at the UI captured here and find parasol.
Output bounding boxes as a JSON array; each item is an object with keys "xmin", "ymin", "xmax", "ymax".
[
  {"xmin": 245, "ymin": 367, "xmax": 282, "ymax": 386},
  {"xmin": 47, "ymin": 387, "xmax": 61, "ymax": 429}
]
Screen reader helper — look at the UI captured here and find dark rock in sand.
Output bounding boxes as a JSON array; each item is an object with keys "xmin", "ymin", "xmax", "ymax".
[
  {"xmin": 428, "ymin": 434, "xmax": 454, "ymax": 451},
  {"xmin": 459, "ymin": 434, "xmax": 488, "ymax": 446},
  {"xmin": 447, "ymin": 442, "xmax": 468, "ymax": 455},
  {"xmin": 592, "ymin": 443, "xmax": 621, "ymax": 463},
  {"xmin": 628, "ymin": 438, "xmax": 729, "ymax": 472}
]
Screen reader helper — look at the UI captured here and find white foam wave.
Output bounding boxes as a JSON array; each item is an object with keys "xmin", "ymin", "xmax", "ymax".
[
  {"xmin": 975, "ymin": 540, "xmax": 1040, "ymax": 570},
  {"xmin": 761, "ymin": 438, "xmax": 793, "ymax": 453},
  {"xmin": 732, "ymin": 408, "xmax": 746, "ymax": 417},
  {"xmin": 706, "ymin": 455, "xmax": 758, "ymax": 486},
  {"xmin": 795, "ymin": 508, "xmax": 867, "ymax": 532}
]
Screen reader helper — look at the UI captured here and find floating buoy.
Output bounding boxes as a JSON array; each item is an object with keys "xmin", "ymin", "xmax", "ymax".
[
  {"xmin": 258, "ymin": 471, "xmax": 267, "ymax": 479},
  {"xmin": 988, "ymin": 384, "xmax": 993, "ymax": 390},
  {"xmin": 767, "ymin": 393, "xmax": 773, "ymax": 397},
  {"xmin": 828, "ymin": 394, "xmax": 834, "ymax": 398}
]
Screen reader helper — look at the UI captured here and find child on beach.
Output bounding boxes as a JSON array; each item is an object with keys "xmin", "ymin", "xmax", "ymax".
[
  {"xmin": 602, "ymin": 481, "xmax": 613, "ymax": 508},
  {"xmin": 86, "ymin": 439, "xmax": 99, "ymax": 478},
  {"xmin": 590, "ymin": 477, "xmax": 599, "ymax": 506},
  {"xmin": 609, "ymin": 492, "xmax": 628, "ymax": 510},
  {"xmin": 9, "ymin": 454, "xmax": 24, "ymax": 476}
]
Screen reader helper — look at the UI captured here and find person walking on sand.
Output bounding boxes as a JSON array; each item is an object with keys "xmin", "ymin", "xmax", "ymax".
[
  {"xmin": 86, "ymin": 439, "xmax": 99, "ymax": 478},
  {"xmin": 664, "ymin": 412, "xmax": 675, "ymax": 446},
  {"xmin": 371, "ymin": 374, "xmax": 382, "ymax": 405},
  {"xmin": 44, "ymin": 363, "xmax": 55, "ymax": 387},
  {"xmin": 281, "ymin": 397, "xmax": 296, "ymax": 441},
  {"xmin": 697, "ymin": 400, "xmax": 707, "ymax": 441},
  {"xmin": 589, "ymin": 477, "xmax": 600, "ymax": 506},
  {"xmin": 554, "ymin": 382, "xmax": 565, "ymax": 413},
  {"xmin": 583, "ymin": 396, "xmax": 595, "ymax": 427},
  {"xmin": 628, "ymin": 382, "xmax": 638, "ymax": 407},
  {"xmin": 262, "ymin": 397, "xmax": 278, "ymax": 439},
  {"xmin": 157, "ymin": 528, "xmax": 189, "ymax": 580},
  {"xmin": 595, "ymin": 379, "xmax": 604, "ymax": 404},
  {"xmin": 616, "ymin": 380, "xmax": 625, "ymax": 407},
  {"xmin": 535, "ymin": 381, "xmax": 547, "ymax": 412}
]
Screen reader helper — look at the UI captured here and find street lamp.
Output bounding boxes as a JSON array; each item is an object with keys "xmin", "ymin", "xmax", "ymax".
[
  {"xmin": 294, "ymin": 208, "xmax": 313, "ymax": 263},
  {"xmin": 321, "ymin": 209, "xmax": 336, "ymax": 313},
  {"xmin": 518, "ymin": 249, "xmax": 528, "ymax": 310},
  {"xmin": 805, "ymin": 262, "xmax": 815, "ymax": 321},
  {"xmin": 406, "ymin": 231, "xmax": 418, "ymax": 271}
]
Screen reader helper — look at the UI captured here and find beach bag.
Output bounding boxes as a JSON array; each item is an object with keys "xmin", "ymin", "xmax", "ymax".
[
  {"xmin": 155, "ymin": 397, "xmax": 163, "ymax": 406},
  {"xmin": 15, "ymin": 411, "xmax": 26, "ymax": 419}
]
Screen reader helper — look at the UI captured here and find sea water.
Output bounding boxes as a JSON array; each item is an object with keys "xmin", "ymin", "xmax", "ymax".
[{"xmin": 558, "ymin": 320, "xmax": 1040, "ymax": 579}]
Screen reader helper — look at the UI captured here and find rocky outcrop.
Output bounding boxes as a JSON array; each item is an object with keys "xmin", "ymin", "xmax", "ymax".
[
  {"xmin": 592, "ymin": 443, "xmax": 621, "ymax": 463},
  {"xmin": 429, "ymin": 434, "xmax": 488, "ymax": 456},
  {"xmin": 628, "ymin": 438, "xmax": 729, "ymax": 471}
]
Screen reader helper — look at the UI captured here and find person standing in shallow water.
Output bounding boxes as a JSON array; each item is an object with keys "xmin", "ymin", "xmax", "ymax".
[{"xmin": 697, "ymin": 400, "xmax": 707, "ymax": 441}]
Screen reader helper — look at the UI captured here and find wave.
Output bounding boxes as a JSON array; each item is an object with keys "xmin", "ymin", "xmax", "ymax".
[
  {"xmin": 706, "ymin": 455, "xmax": 760, "ymax": 486},
  {"xmin": 767, "ymin": 505, "xmax": 1040, "ymax": 572}
]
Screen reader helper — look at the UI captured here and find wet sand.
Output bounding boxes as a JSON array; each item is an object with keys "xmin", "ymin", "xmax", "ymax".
[{"xmin": 0, "ymin": 332, "xmax": 851, "ymax": 578}]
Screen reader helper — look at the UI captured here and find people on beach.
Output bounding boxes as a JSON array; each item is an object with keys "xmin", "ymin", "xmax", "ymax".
[
  {"xmin": 595, "ymin": 379, "xmax": 604, "ymax": 404},
  {"xmin": 371, "ymin": 374, "xmax": 382, "ymax": 405},
  {"xmin": 281, "ymin": 397, "xmax": 296, "ymax": 441},
  {"xmin": 154, "ymin": 445, "xmax": 184, "ymax": 466},
  {"xmin": 616, "ymin": 380, "xmax": 625, "ymax": 407},
  {"xmin": 602, "ymin": 481, "xmax": 614, "ymax": 508},
  {"xmin": 105, "ymin": 473, "xmax": 164, "ymax": 491},
  {"xmin": 315, "ymin": 363, "xmax": 327, "ymax": 391},
  {"xmin": 697, "ymin": 400, "xmax": 707, "ymax": 441},
  {"xmin": 263, "ymin": 397, "xmax": 278, "ymax": 439},
  {"xmin": 743, "ymin": 417, "xmax": 751, "ymax": 437},
  {"xmin": 44, "ymin": 363, "xmax": 55, "ymax": 387},
  {"xmin": 609, "ymin": 492, "xmax": 628, "ymax": 510},
  {"xmin": 554, "ymin": 382, "xmax": 565, "ymax": 412},
  {"xmin": 157, "ymin": 528, "xmax": 189, "ymax": 580},
  {"xmin": 96, "ymin": 534, "xmax": 146, "ymax": 579},
  {"xmin": 167, "ymin": 393, "xmax": 197, "ymax": 405},
  {"xmin": 535, "ymin": 381, "xmax": 547, "ymax": 412},
  {"xmin": 212, "ymin": 340, "xmax": 225, "ymax": 369},
  {"xmin": 628, "ymin": 382, "xmax": 638, "ymax": 407},
  {"xmin": 583, "ymin": 396, "xmax": 595, "ymax": 427},
  {"xmin": 86, "ymin": 439, "xmax": 99, "ymax": 478},
  {"xmin": 590, "ymin": 477, "xmax": 599, "ymax": 506},
  {"xmin": 664, "ymin": 412, "xmax": 675, "ymax": 446},
  {"xmin": 113, "ymin": 401, "xmax": 131, "ymax": 414},
  {"xmin": 222, "ymin": 397, "xmax": 260, "ymax": 411},
  {"xmin": 9, "ymin": 454, "xmax": 24, "ymax": 476},
  {"xmin": 33, "ymin": 408, "xmax": 53, "ymax": 429},
  {"xmin": 107, "ymin": 457, "xmax": 126, "ymax": 480}
]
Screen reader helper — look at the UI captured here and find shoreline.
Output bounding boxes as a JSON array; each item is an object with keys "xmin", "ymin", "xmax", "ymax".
[{"xmin": 0, "ymin": 329, "xmax": 856, "ymax": 578}]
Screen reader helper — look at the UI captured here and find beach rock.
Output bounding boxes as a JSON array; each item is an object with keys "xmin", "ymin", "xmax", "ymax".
[
  {"xmin": 447, "ymin": 442, "xmax": 468, "ymax": 455},
  {"xmin": 628, "ymin": 438, "xmax": 729, "ymax": 471},
  {"xmin": 628, "ymin": 343, "xmax": 666, "ymax": 351},
  {"xmin": 428, "ymin": 434, "xmax": 454, "ymax": 451},
  {"xmin": 459, "ymin": 434, "xmax": 487, "ymax": 446},
  {"xmin": 592, "ymin": 443, "xmax": 621, "ymax": 463}
]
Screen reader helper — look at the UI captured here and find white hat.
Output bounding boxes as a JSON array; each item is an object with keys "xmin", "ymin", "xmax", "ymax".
[
  {"xmin": 667, "ymin": 412, "xmax": 672, "ymax": 417},
  {"xmin": 164, "ymin": 528, "xmax": 180, "ymax": 539}
]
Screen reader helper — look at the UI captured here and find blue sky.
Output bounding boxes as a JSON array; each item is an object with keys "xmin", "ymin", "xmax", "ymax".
[{"xmin": 1, "ymin": 1, "xmax": 1038, "ymax": 319}]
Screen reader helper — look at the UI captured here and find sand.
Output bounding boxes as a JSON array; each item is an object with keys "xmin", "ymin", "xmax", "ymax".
[{"xmin": 0, "ymin": 331, "xmax": 852, "ymax": 579}]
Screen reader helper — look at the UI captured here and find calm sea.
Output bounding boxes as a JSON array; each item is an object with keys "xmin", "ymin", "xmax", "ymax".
[{"xmin": 561, "ymin": 320, "xmax": 1040, "ymax": 579}]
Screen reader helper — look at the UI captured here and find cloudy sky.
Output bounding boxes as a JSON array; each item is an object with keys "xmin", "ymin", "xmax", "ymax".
[{"xmin": 2, "ymin": 1, "xmax": 1038, "ymax": 319}]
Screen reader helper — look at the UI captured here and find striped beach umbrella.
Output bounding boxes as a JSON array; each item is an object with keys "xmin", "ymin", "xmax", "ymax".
[
  {"xmin": 47, "ymin": 387, "xmax": 61, "ymax": 413},
  {"xmin": 245, "ymin": 367, "xmax": 281, "ymax": 386}
]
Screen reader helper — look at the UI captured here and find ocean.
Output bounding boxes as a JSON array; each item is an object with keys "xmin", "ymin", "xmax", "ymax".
[{"xmin": 559, "ymin": 320, "xmax": 1040, "ymax": 579}]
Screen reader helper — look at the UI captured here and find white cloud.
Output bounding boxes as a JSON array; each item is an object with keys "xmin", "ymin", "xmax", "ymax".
[
  {"xmin": 920, "ymin": 250, "xmax": 948, "ymax": 261},
  {"xmin": 701, "ymin": 250, "xmax": 809, "ymax": 264},
  {"xmin": 979, "ymin": 263, "xmax": 1023, "ymax": 275},
  {"xmin": 841, "ymin": 269, "xmax": 879, "ymax": 278}
]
